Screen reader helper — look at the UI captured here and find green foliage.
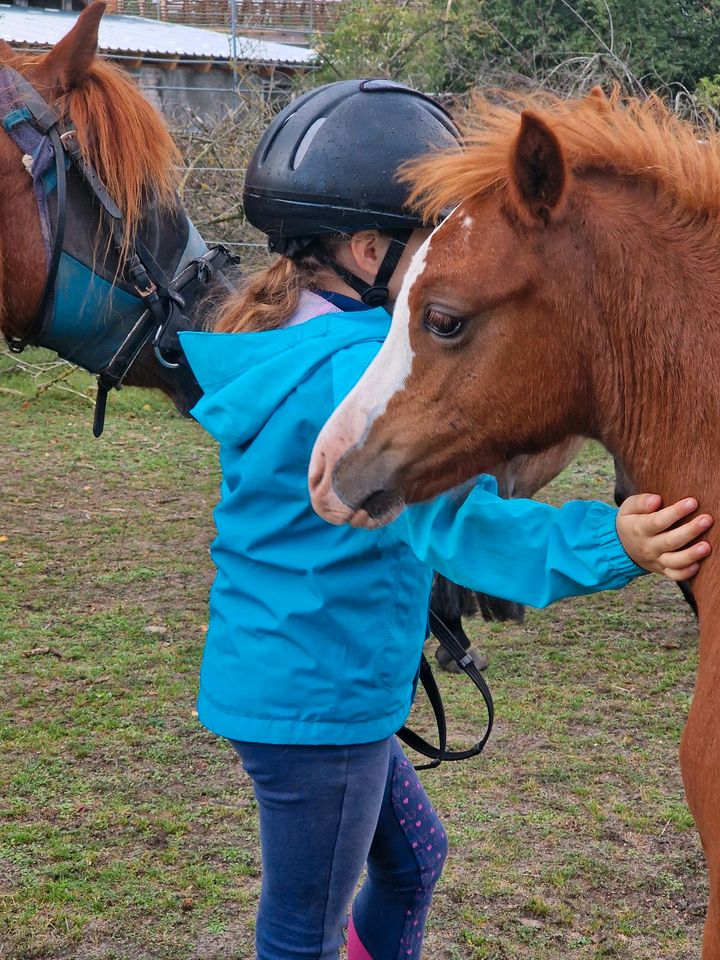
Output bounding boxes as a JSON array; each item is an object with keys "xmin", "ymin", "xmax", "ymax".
[
  {"xmin": 318, "ymin": 0, "xmax": 720, "ymax": 94},
  {"xmin": 479, "ymin": 0, "xmax": 720, "ymax": 91},
  {"xmin": 696, "ymin": 73, "xmax": 720, "ymax": 106},
  {"xmin": 316, "ymin": 0, "xmax": 490, "ymax": 92}
]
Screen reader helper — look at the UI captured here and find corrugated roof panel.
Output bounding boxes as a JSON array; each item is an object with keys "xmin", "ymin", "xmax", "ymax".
[{"xmin": 0, "ymin": 5, "xmax": 316, "ymax": 64}]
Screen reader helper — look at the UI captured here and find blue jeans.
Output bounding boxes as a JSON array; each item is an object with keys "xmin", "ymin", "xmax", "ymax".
[{"xmin": 232, "ymin": 736, "xmax": 448, "ymax": 960}]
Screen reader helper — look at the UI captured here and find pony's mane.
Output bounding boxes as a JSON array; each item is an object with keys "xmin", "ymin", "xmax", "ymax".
[
  {"xmin": 404, "ymin": 89, "xmax": 720, "ymax": 222},
  {"xmin": 8, "ymin": 50, "xmax": 180, "ymax": 245}
]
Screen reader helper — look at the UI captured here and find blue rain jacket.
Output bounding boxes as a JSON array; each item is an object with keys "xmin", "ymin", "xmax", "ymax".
[{"xmin": 180, "ymin": 307, "xmax": 643, "ymax": 746}]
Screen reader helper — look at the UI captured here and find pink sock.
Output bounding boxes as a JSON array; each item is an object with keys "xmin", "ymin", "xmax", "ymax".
[{"xmin": 347, "ymin": 913, "xmax": 373, "ymax": 960}]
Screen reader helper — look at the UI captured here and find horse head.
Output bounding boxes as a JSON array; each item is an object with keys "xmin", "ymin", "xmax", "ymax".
[{"xmin": 0, "ymin": 2, "xmax": 205, "ymax": 424}]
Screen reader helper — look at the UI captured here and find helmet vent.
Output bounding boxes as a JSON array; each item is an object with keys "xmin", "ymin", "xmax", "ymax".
[
  {"xmin": 292, "ymin": 117, "xmax": 326, "ymax": 170},
  {"xmin": 360, "ymin": 79, "xmax": 411, "ymax": 92}
]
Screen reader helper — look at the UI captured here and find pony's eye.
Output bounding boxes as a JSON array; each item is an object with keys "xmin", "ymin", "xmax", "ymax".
[{"xmin": 423, "ymin": 307, "xmax": 466, "ymax": 339}]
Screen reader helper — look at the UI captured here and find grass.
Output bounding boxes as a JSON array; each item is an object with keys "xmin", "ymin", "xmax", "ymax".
[{"xmin": 0, "ymin": 349, "xmax": 706, "ymax": 959}]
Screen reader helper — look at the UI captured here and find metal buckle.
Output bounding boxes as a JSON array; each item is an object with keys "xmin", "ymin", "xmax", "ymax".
[{"xmin": 135, "ymin": 279, "xmax": 157, "ymax": 298}]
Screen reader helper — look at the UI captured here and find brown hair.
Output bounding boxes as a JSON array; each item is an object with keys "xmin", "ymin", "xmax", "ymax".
[
  {"xmin": 60, "ymin": 60, "xmax": 180, "ymax": 249},
  {"xmin": 214, "ymin": 238, "xmax": 346, "ymax": 333},
  {"xmin": 3, "ymin": 45, "xmax": 180, "ymax": 264}
]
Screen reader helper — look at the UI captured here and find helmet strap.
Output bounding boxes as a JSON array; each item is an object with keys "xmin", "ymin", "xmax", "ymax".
[{"xmin": 313, "ymin": 229, "xmax": 413, "ymax": 307}]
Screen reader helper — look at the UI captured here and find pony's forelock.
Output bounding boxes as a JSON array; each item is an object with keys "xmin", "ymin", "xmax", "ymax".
[{"xmin": 403, "ymin": 88, "xmax": 720, "ymax": 223}]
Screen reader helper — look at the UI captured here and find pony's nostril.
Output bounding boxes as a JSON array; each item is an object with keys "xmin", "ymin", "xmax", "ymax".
[{"xmin": 360, "ymin": 489, "xmax": 403, "ymax": 520}]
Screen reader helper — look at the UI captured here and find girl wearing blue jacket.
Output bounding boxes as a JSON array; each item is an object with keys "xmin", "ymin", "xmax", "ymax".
[{"xmin": 179, "ymin": 81, "xmax": 712, "ymax": 960}]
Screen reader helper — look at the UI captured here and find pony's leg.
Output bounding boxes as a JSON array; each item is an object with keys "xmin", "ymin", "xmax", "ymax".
[{"xmin": 679, "ymin": 678, "xmax": 720, "ymax": 959}]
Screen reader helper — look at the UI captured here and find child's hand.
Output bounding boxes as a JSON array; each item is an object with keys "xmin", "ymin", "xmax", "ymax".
[{"xmin": 617, "ymin": 495, "xmax": 713, "ymax": 580}]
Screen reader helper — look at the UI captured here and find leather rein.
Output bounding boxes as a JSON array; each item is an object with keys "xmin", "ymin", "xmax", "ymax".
[
  {"xmin": 0, "ymin": 65, "xmax": 234, "ymax": 437},
  {"xmin": 398, "ymin": 609, "xmax": 495, "ymax": 770}
]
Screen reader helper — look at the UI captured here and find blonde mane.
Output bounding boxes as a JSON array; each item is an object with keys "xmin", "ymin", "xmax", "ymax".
[
  {"xmin": 8, "ymin": 50, "xmax": 180, "ymax": 247},
  {"xmin": 404, "ymin": 89, "xmax": 720, "ymax": 222}
]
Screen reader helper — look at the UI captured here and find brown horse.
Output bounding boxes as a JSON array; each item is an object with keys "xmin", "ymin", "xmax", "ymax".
[
  {"xmin": 0, "ymin": 2, "xmax": 233, "ymax": 422},
  {"xmin": 309, "ymin": 89, "xmax": 720, "ymax": 955}
]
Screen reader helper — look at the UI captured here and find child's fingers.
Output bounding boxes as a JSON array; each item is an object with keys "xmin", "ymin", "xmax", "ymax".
[
  {"xmin": 655, "ymin": 514, "xmax": 713, "ymax": 552},
  {"xmin": 619, "ymin": 493, "xmax": 662, "ymax": 516},
  {"xmin": 659, "ymin": 540, "xmax": 712, "ymax": 571},
  {"xmin": 663, "ymin": 563, "xmax": 700, "ymax": 582},
  {"xmin": 640, "ymin": 497, "xmax": 700, "ymax": 534}
]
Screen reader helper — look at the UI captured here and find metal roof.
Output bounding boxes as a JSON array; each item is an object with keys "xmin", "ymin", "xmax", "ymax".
[{"xmin": 0, "ymin": 5, "xmax": 317, "ymax": 64}]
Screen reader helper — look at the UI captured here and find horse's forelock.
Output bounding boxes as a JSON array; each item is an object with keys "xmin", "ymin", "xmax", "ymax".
[
  {"xmin": 8, "ymin": 49, "xmax": 179, "ymax": 259},
  {"xmin": 59, "ymin": 59, "xmax": 181, "ymax": 255}
]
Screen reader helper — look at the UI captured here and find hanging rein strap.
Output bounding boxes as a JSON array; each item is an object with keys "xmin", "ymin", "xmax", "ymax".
[
  {"xmin": 91, "ymin": 243, "xmax": 233, "ymax": 437},
  {"xmin": 397, "ymin": 609, "xmax": 495, "ymax": 770}
]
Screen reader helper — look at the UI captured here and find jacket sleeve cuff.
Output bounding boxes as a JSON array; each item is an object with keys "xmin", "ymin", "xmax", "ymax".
[{"xmin": 595, "ymin": 504, "xmax": 648, "ymax": 584}]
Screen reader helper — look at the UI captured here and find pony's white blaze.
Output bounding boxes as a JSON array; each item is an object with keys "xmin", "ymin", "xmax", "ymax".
[
  {"xmin": 308, "ymin": 232, "xmax": 435, "ymax": 523},
  {"xmin": 332, "ymin": 206, "xmax": 472, "ymax": 428},
  {"xmin": 363, "ymin": 234, "xmax": 431, "ymax": 418}
]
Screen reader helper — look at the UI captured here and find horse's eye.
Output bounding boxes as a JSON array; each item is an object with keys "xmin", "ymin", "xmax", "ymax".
[{"xmin": 424, "ymin": 306, "xmax": 465, "ymax": 339}]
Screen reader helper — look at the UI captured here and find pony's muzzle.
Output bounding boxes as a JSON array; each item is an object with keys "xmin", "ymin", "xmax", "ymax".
[
  {"xmin": 333, "ymin": 447, "xmax": 405, "ymax": 527},
  {"xmin": 309, "ymin": 436, "xmax": 405, "ymax": 529}
]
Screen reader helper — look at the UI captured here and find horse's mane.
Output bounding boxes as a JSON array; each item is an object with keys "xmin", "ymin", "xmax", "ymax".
[
  {"xmin": 405, "ymin": 88, "xmax": 720, "ymax": 222},
  {"xmin": 7, "ymin": 50, "xmax": 180, "ymax": 248}
]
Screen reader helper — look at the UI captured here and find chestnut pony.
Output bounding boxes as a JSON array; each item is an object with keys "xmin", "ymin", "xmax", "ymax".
[
  {"xmin": 310, "ymin": 89, "xmax": 720, "ymax": 954},
  {"xmin": 0, "ymin": 2, "xmax": 227, "ymax": 423}
]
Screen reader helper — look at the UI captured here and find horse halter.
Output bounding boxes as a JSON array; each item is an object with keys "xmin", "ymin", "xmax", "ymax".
[{"xmin": 0, "ymin": 65, "xmax": 234, "ymax": 437}]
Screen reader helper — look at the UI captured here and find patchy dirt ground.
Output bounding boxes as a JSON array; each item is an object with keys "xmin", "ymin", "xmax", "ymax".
[{"xmin": 0, "ymin": 350, "xmax": 707, "ymax": 959}]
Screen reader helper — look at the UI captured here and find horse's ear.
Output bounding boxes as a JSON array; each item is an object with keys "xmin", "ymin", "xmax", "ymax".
[
  {"xmin": 509, "ymin": 110, "xmax": 568, "ymax": 225},
  {"xmin": 31, "ymin": 1, "xmax": 106, "ymax": 96}
]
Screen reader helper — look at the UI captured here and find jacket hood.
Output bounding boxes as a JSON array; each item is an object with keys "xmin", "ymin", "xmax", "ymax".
[{"xmin": 179, "ymin": 306, "xmax": 390, "ymax": 447}]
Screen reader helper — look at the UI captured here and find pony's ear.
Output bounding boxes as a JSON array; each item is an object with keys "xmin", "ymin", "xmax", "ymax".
[
  {"xmin": 587, "ymin": 86, "xmax": 611, "ymax": 112},
  {"xmin": 509, "ymin": 110, "xmax": 567, "ymax": 225},
  {"xmin": 31, "ymin": 1, "xmax": 106, "ymax": 96}
]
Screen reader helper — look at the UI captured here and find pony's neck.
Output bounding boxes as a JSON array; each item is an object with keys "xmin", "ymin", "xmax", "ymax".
[
  {"xmin": 580, "ymin": 179, "xmax": 720, "ymax": 510},
  {"xmin": 575, "ymin": 178, "xmax": 720, "ymax": 618}
]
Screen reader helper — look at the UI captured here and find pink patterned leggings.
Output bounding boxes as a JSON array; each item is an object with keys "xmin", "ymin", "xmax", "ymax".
[
  {"xmin": 232, "ymin": 736, "xmax": 448, "ymax": 960},
  {"xmin": 348, "ymin": 739, "xmax": 448, "ymax": 959}
]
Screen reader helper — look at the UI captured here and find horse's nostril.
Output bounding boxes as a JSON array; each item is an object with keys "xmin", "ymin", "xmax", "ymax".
[{"xmin": 360, "ymin": 489, "xmax": 403, "ymax": 520}]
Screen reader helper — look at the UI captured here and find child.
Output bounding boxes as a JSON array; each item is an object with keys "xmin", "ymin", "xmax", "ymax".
[{"xmin": 180, "ymin": 80, "xmax": 711, "ymax": 960}]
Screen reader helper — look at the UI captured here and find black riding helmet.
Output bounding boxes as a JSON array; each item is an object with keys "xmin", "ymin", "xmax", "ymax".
[{"xmin": 243, "ymin": 78, "xmax": 461, "ymax": 306}]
